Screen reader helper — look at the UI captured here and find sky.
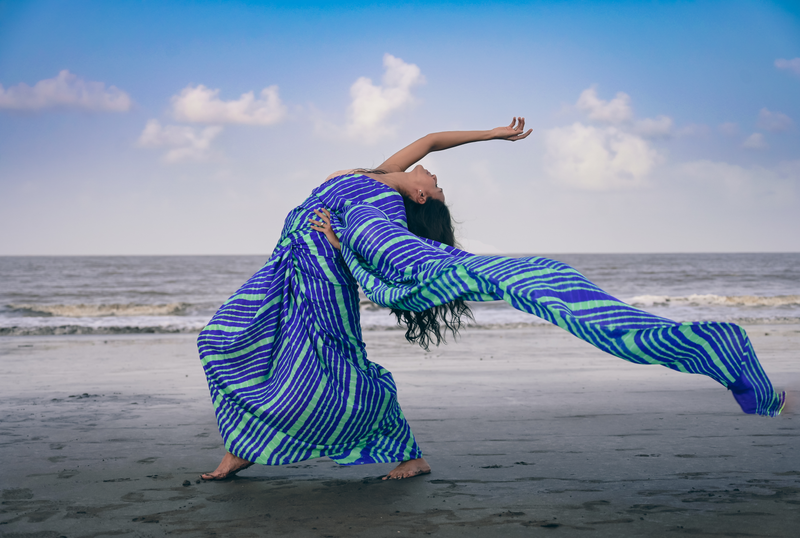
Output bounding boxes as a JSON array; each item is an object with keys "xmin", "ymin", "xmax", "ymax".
[{"xmin": 1, "ymin": 0, "xmax": 798, "ymax": 255}]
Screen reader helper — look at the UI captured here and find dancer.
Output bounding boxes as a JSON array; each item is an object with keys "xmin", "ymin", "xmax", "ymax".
[{"xmin": 198, "ymin": 118, "xmax": 784, "ymax": 481}]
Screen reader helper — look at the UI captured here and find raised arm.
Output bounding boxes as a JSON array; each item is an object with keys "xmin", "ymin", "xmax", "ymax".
[{"xmin": 377, "ymin": 117, "xmax": 532, "ymax": 173}]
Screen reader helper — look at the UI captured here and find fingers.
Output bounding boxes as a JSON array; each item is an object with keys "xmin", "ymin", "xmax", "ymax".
[
  {"xmin": 505, "ymin": 117, "xmax": 525, "ymax": 136},
  {"xmin": 514, "ymin": 128, "xmax": 533, "ymax": 141},
  {"xmin": 310, "ymin": 209, "xmax": 330, "ymax": 225},
  {"xmin": 312, "ymin": 208, "xmax": 330, "ymax": 222},
  {"xmin": 309, "ymin": 208, "xmax": 334, "ymax": 231},
  {"xmin": 504, "ymin": 117, "xmax": 532, "ymax": 142}
]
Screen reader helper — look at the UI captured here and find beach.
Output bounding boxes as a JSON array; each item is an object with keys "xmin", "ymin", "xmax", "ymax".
[{"xmin": 2, "ymin": 324, "xmax": 798, "ymax": 537}]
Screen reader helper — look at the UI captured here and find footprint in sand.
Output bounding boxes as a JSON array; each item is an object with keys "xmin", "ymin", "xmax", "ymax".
[{"xmin": 136, "ymin": 457, "xmax": 158, "ymax": 464}]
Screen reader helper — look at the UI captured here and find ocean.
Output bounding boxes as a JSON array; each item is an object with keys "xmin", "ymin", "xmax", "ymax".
[{"xmin": 1, "ymin": 253, "xmax": 798, "ymax": 336}]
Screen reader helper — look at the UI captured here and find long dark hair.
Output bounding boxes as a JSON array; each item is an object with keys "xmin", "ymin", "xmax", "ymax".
[{"xmin": 355, "ymin": 168, "xmax": 474, "ymax": 350}]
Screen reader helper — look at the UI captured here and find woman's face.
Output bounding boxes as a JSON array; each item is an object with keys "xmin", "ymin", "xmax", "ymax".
[{"xmin": 409, "ymin": 164, "xmax": 444, "ymax": 203}]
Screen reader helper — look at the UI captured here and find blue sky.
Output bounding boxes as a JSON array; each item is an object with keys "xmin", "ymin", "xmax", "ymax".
[{"xmin": 1, "ymin": 0, "xmax": 798, "ymax": 254}]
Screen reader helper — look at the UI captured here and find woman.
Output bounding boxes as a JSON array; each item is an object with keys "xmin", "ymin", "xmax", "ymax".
[{"xmin": 198, "ymin": 118, "xmax": 784, "ymax": 481}]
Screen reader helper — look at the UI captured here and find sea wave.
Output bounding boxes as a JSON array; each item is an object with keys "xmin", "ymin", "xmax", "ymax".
[
  {"xmin": 2, "ymin": 294, "xmax": 799, "ymax": 337},
  {"xmin": 9, "ymin": 296, "xmax": 797, "ymax": 319},
  {"xmin": 7, "ymin": 303, "xmax": 190, "ymax": 317},
  {"xmin": 627, "ymin": 294, "xmax": 800, "ymax": 308},
  {"xmin": 0, "ymin": 314, "xmax": 208, "ymax": 336},
  {"xmin": 0, "ymin": 325, "xmax": 201, "ymax": 336},
  {"xmin": 3, "ymin": 317, "xmax": 799, "ymax": 336}
]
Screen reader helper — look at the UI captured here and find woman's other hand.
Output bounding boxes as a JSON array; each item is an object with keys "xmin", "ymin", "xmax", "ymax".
[
  {"xmin": 490, "ymin": 117, "xmax": 532, "ymax": 141},
  {"xmin": 309, "ymin": 208, "xmax": 341, "ymax": 250}
]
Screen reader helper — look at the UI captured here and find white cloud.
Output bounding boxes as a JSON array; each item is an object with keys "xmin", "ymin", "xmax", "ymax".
[
  {"xmin": 0, "ymin": 70, "xmax": 131, "ymax": 111},
  {"xmin": 548, "ymin": 86, "xmax": 669, "ymax": 189},
  {"xmin": 633, "ymin": 115, "xmax": 674, "ymax": 138},
  {"xmin": 775, "ymin": 58, "xmax": 800, "ymax": 76},
  {"xmin": 137, "ymin": 119, "xmax": 222, "ymax": 163},
  {"xmin": 575, "ymin": 86, "xmax": 675, "ymax": 138},
  {"xmin": 676, "ymin": 159, "xmax": 798, "ymax": 202},
  {"xmin": 345, "ymin": 53, "xmax": 425, "ymax": 141},
  {"xmin": 575, "ymin": 86, "xmax": 633, "ymax": 124},
  {"xmin": 170, "ymin": 84, "xmax": 286, "ymax": 125},
  {"xmin": 544, "ymin": 123, "xmax": 661, "ymax": 190},
  {"xmin": 718, "ymin": 122, "xmax": 739, "ymax": 136},
  {"xmin": 757, "ymin": 108, "xmax": 794, "ymax": 132},
  {"xmin": 742, "ymin": 132, "xmax": 767, "ymax": 150}
]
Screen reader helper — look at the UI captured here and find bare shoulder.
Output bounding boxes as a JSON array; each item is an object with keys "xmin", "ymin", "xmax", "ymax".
[{"xmin": 325, "ymin": 169, "xmax": 356, "ymax": 182}]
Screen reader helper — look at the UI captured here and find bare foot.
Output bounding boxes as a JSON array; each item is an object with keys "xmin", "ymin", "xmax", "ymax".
[
  {"xmin": 382, "ymin": 457, "xmax": 431, "ymax": 480},
  {"xmin": 200, "ymin": 452, "xmax": 254, "ymax": 480}
]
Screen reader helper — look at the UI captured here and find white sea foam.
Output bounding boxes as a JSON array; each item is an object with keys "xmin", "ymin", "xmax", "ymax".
[
  {"xmin": 0, "ymin": 314, "xmax": 208, "ymax": 335},
  {"xmin": 627, "ymin": 294, "xmax": 800, "ymax": 308},
  {"xmin": 2, "ymin": 253, "xmax": 799, "ymax": 335},
  {"xmin": 8, "ymin": 303, "xmax": 190, "ymax": 317}
]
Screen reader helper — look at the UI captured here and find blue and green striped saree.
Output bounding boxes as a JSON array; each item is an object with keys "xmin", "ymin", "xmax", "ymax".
[{"xmin": 198, "ymin": 174, "xmax": 784, "ymax": 466}]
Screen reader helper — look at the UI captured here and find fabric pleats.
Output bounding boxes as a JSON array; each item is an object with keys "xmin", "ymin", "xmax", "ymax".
[{"xmin": 198, "ymin": 174, "xmax": 783, "ymax": 467}]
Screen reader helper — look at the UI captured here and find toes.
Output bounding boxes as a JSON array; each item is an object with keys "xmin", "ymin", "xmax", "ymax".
[
  {"xmin": 200, "ymin": 471, "xmax": 226, "ymax": 480},
  {"xmin": 384, "ymin": 462, "xmax": 430, "ymax": 481}
]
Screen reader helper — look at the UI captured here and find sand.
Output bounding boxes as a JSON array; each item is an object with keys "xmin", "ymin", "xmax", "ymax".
[{"xmin": 1, "ymin": 324, "xmax": 798, "ymax": 537}]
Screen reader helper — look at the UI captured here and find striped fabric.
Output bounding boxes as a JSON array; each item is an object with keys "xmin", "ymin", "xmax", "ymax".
[{"xmin": 199, "ymin": 174, "xmax": 784, "ymax": 466}]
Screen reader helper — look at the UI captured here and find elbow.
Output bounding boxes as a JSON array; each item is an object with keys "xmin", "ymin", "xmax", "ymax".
[{"xmin": 425, "ymin": 133, "xmax": 445, "ymax": 152}]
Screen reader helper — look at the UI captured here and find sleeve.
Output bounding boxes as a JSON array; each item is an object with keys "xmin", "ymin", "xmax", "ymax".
[
  {"xmin": 335, "ymin": 204, "xmax": 785, "ymax": 417},
  {"xmin": 337, "ymin": 204, "xmax": 488, "ymax": 310}
]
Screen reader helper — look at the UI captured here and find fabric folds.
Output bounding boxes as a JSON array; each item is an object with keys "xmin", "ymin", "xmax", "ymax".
[{"xmin": 199, "ymin": 174, "xmax": 783, "ymax": 468}]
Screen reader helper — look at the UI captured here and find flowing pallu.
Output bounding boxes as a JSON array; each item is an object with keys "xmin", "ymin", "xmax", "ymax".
[{"xmin": 198, "ymin": 175, "xmax": 784, "ymax": 467}]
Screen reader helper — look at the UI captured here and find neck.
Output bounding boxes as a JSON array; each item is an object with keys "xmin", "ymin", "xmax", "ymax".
[{"xmin": 370, "ymin": 171, "xmax": 412, "ymax": 198}]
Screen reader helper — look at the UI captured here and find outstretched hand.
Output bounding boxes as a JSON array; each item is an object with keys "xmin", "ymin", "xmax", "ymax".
[{"xmin": 490, "ymin": 117, "xmax": 532, "ymax": 141}]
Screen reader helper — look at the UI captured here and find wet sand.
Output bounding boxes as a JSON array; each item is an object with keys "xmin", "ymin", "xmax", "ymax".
[{"xmin": 1, "ymin": 325, "xmax": 799, "ymax": 537}]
